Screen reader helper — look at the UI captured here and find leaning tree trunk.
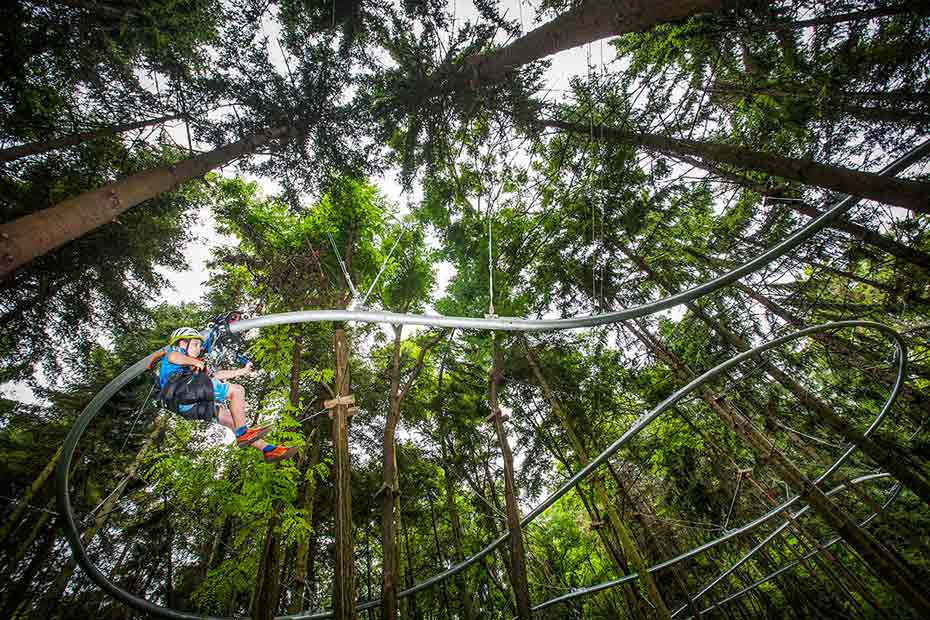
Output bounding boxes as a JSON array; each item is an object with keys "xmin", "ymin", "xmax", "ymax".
[
  {"xmin": 488, "ymin": 335, "xmax": 532, "ymax": 619},
  {"xmin": 542, "ymin": 119, "xmax": 930, "ymax": 214},
  {"xmin": 35, "ymin": 417, "xmax": 167, "ymax": 618},
  {"xmin": 0, "ymin": 517, "xmax": 57, "ymax": 619},
  {"xmin": 0, "ymin": 445, "xmax": 62, "ymax": 545},
  {"xmin": 621, "ymin": 245, "xmax": 930, "ymax": 506},
  {"xmin": 672, "ymin": 151, "xmax": 930, "ymax": 272},
  {"xmin": 468, "ymin": 0, "xmax": 727, "ymax": 83},
  {"xmin": 524, "ymin": 344, "xmax": 672, "ymax": 619},
  {"xmin": 0, "ymin": 113, "xmax": 182, "ymax": 164},
  {"xmin": 0, "ymin": 125, "xmax": 293, "ymax": 279},
  {"xmin": 626, "ymin": 318, "xmax": 930, "ymax": 615}
]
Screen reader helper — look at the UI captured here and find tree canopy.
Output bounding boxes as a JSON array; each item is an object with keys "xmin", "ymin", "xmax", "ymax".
[{"xmin": 2, "ymin": 1, "xmax": 930, "ymax": 620}]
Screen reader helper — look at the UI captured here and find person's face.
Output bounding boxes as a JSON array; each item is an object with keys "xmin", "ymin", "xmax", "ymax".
[{"xmin": 186, "ymin": 338, "xmax": 203, "ymax": 358}]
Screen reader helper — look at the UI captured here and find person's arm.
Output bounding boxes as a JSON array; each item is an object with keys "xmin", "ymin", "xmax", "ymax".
[
  {"xmin": 213, "ymin": 363, "xmax": 253, "ymax": 381},
  {"xmin": 165, "ymin": 351, "xmax": 207, "ymax": 371}
]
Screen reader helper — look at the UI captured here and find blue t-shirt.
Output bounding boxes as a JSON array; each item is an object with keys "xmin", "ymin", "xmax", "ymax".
[{"xmin": 159, "ymin": 346, "xmax": 190, "ymax": 388}]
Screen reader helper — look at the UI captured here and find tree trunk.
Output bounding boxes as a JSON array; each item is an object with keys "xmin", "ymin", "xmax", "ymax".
[
  {"xmin": 1, "ymin": 503, "xmax": 52, "ymax": 581},
  {"xmin": 0, "ymin": 445, "xmax": 62, "ymax": 545},
  {"xmin": 332, "ymin": 321, "xmax": 356, "ymax": 620},
  {"xmin": 252, "ymin": 513, "xmax": 283, "ymax": 620},
  {"xmin": 0, "ymin": 114, "xmax": 182, "ymax": 164},
  {"xmin": 0, "ymin": 125, "xmax": 293, "ymax": 279},
  {"xmin": 35, "ymin": 417, "xmax": 167, "ymax": 618},
  {"xmin": 469, "ymin": 0, "xmax": 726, "ymax": 83},
  {"xmin": 439, "ymin": 440, "xmax": 477, "ymax": 620},
  {"xmin": 621, "ymin": 245, "xmax": 930, "ymax": 506},
  {"xmin": 381, "ymin": 326, "xmax": 404, "ymax": 620},
  {"xmin": 435, "ymin": 357, "xmax": 478, "ymax": 620},
  {"xmin": 626, "ymin": 321, "xmax": 930, "ymax": 615},
  {"xmin": 0, "ymin": 517, "xmax": 57, "ymax": 619},
  {"xmin": 525, "ymin": 344, "xmax": 672, "ymax": 619},
  {"xmin": 425, "ymin": 490, "xmax": 452, "ymax": 620},
  {"xmin": 289, "ymin": 416, "xmax": 323, "ymax": 614},
  {"xmin": 543, "ymin": 119, "xmax": 930, "ymax": 214},
  {"xmin": 747, "ymin": 2, "xmax": 930, "ymax": 33},
  {"xmin": 671, "ymin": 151, "xmax": 930, "ymax": 272},
  {"xmin": 488, "ymin": 335, "xmax": 533, "ymax": 619}
]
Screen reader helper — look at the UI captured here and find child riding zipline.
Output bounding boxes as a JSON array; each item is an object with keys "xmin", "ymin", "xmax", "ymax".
[{"xmin": 155, "ymin": 323, "xmax": 297, "ymax": 464}]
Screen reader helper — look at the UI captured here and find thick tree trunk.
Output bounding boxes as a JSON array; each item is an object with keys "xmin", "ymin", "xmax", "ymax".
[
  {"xmin": 488, "ymin": 335, "xmax": 533, "ymax": 618},
  {"xmin": 0, "ymin": 114, "xmax": 182, "ymax": 164},
  {"xmin": 332, "ymin": 321, "xmax": 356, "ymax": 620},
  {"xmin": 543, "ymin": 119, "xmax": 930, "ymax": 214},
  {"xmin": 469, "ymin": 0, "xmax": 726, "ymax": 83},
  {"xmin": 0, "ymin": 125, "xmax": 293, "ymax": 279}
]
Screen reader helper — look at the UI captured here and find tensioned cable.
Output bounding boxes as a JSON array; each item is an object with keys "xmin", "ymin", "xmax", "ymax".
[
  {"xmin": 359, "ymin": 226, "xmax": 405, "ymax": 307},
  {"xmin": 326, "ymin": 229, "xmax": 360, "ymax": 301}
]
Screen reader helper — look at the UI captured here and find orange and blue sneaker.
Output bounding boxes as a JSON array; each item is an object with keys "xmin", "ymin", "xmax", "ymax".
[
  {"xmin": 235, "ymin": 425, "xmax": 271, "ymax": 448},
  {"xmin": 263, "ymin": 445, "xmax": 298, "ymax": 463}
]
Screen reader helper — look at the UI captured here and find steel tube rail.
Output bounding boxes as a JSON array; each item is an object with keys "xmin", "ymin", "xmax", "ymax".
[
  {"xmin": 56, "ymin": 141, "xmax": 927, "ymax": 619},
  {"xmin": 533, "ymin": 473, "xmax": 896, "ymax": 612},
  {"xmin": 57, "ymin": 319, "xmax": 906, "ymax": 620},
  {"xmin": 228, "ymin": 141, "xmax": 930, "ymax": 335},
  {"xmin": 676, "ymin": 479, "xmax": 902, "ymax": 620},
  {"xmin": 682, "ymin": 480, "xmax": 902, "ymax": 620}
]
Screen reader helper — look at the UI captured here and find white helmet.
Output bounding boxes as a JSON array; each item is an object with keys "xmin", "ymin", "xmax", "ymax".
[{"xmin": 168, "ymin": 327, "xmax": 203, "ymax": 346}]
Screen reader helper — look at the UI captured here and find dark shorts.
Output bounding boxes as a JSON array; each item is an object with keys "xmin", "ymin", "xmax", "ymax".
[{"xmin": 177, "ymin": 379, "xmax": 229, "ymax": 422}]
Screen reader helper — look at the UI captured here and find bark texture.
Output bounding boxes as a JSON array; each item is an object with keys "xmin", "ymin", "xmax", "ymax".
[
  {"xmin": 470, "ymin": 0, "xmax": 725, "ymax": 82},
  {"xmin": 332, "ymin": 322, "xmax": 357, "ymax": 620},
  {"xmin": 489, "ymin": 336, "xmax": 532, "ymax": 618},
  {"xmin": 0, "ymin": 125, "xmax": 292, "ymax": 279}
]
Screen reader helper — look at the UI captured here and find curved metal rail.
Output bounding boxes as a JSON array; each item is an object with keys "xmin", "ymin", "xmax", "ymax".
[
  {"xmin": 57, "ymin": 321, "xmax": 907, "ymax": 619},
  {"xmin": 55, "ymin": 140, "xmax": 929, "ymax": 618}
]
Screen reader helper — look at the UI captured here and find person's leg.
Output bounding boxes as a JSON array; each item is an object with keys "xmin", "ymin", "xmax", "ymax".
[{"xmin": 216, "ymin": 383, "xmax": 269, "ymax": 451}]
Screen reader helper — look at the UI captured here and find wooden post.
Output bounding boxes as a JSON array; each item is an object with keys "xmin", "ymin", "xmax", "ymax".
[
  {"xmin": 488, "ymin": 335, "xmax": 532, "ymax": 619},
  {"xmin": 332, "ymin": 321, "xmax": 356, "ymax": 620}
]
